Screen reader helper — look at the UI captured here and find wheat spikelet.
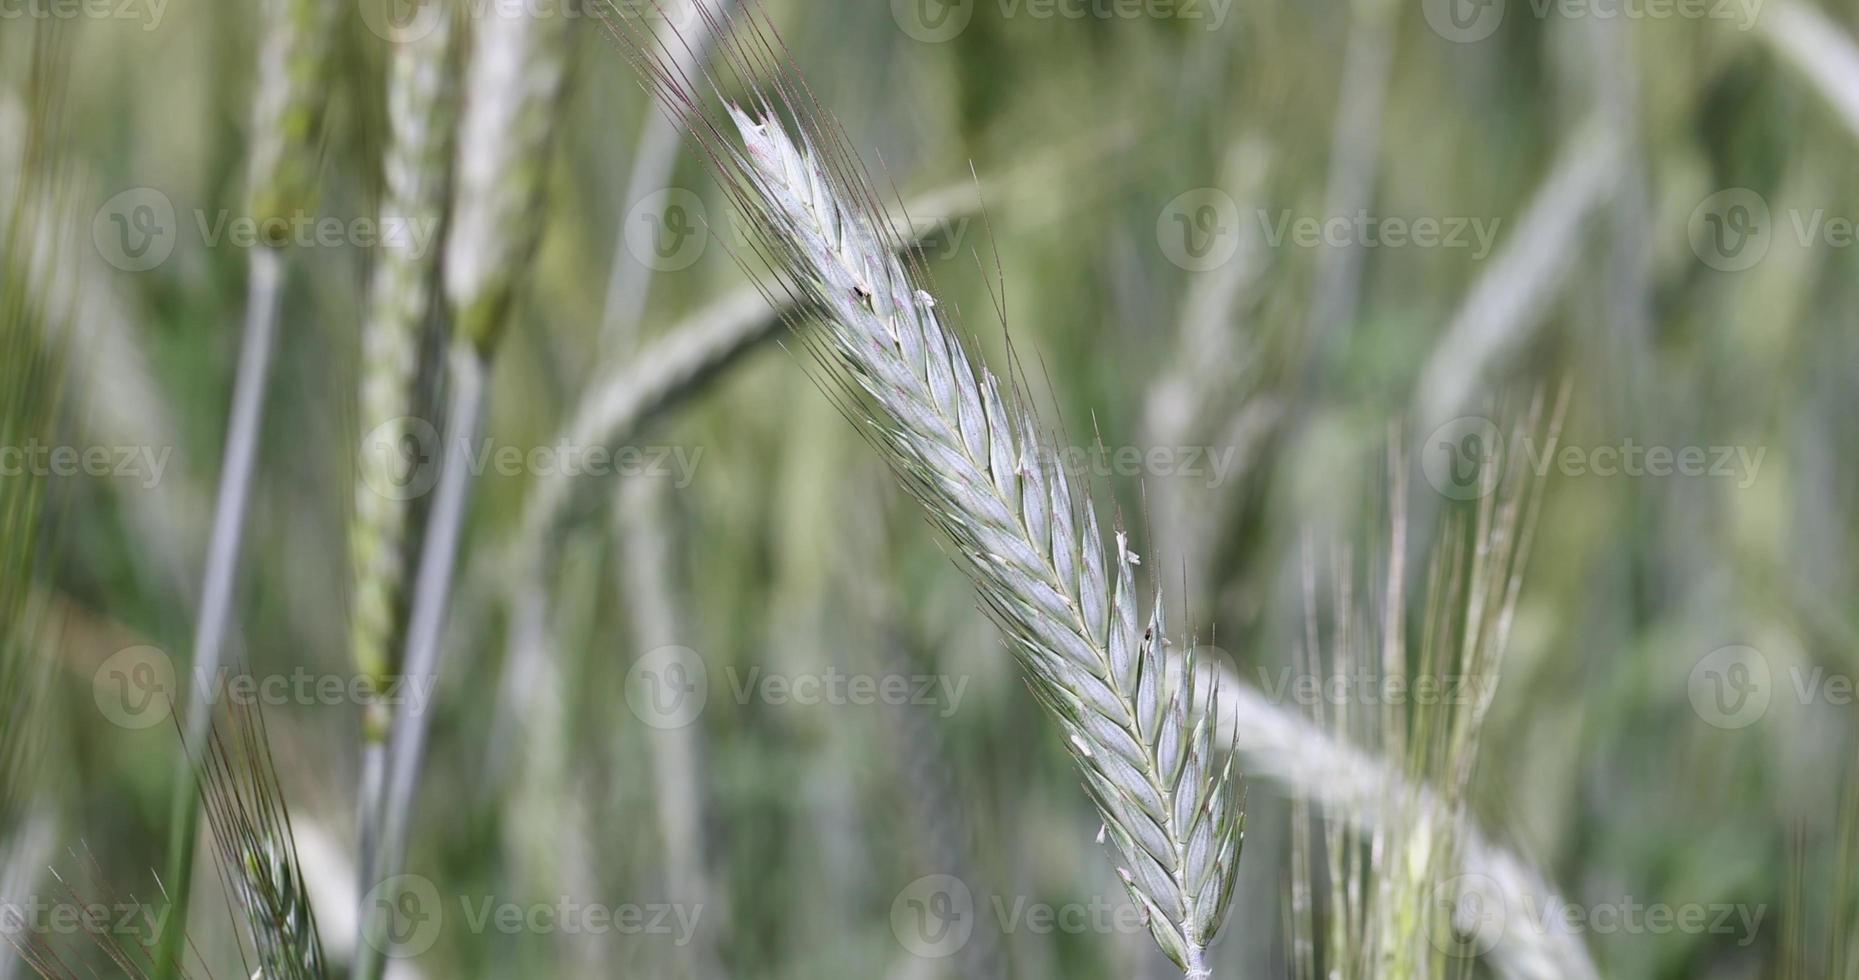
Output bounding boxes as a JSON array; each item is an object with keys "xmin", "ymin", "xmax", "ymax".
[
  {"xmin": 1226, "ymin": 677, "xmax": 1598, "ymax": 980},
  {"xmin": 357, "ymin": 7, "xmax": 570, "ymax": 977},
  {"xmin": 246, "ymin": 0, "xmax": 339, "ymax": 234},
  {"xmin": 444, "ymin": 0, "xmax": 570, "ymax": 353},
  {"xmin": 7, "ymin": 710, "xmax": 330, "ymax": 980},
  {"xmin": 603, "ymin": 7, "xmax": 1245, "ymax": 970},
  {"xmin": 195, "ymin": 694, "xmax": 329, "ymax": 980},
  {"xmin": 351, "ymin": 0, "xmax": 460, "ymax": 726}
]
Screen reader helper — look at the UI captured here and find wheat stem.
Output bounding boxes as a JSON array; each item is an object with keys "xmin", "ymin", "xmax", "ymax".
[
  {"xmin": 157, "ymin": 245, "xmax": 286, "ymax": 978},
  {"xmin": 158, "ymin": 0, "xmax": 336, "ymax": 965}
]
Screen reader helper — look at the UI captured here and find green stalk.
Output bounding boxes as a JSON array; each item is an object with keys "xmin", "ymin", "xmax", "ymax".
[{"xmin": 156, "ymin": 0, "xmax": 334, "ymax": 971}]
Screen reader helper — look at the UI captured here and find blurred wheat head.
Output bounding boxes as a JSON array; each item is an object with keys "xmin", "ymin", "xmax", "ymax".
[
  {"xmin": 351, "ymin": 0, "xmax": 461, "ymax": 734},
  {"xmin": 1284, "ymin": 399, "xmax": 1569, "ymax": 980},
  {"xmin": 246, "ymin": 0, "xmax": 339, "ymax": 238}
]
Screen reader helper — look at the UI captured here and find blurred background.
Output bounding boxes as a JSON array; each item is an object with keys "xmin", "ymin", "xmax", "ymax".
[{"xmin": 3, "ymin": 0, "xmax": 1858, "ymax": 976}]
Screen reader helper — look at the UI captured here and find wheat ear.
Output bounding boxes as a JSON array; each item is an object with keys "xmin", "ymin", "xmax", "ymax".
[
  {"xmin": 351, "ymin": 0, "xmax": 460, "ymax": 894},
  {"xmin": 194, "ymin": 693, "xmax": 329, "ymax": 980},
  {"xmin": 603, "ymin": 7, "xmax": 1245, "ymax": 969},
  {"xmin": 357, "ymin": 4, "xmax": 568, "ymax": 975},
  {"xmin": 740, "ymin": 103, "xmax": 1244, "ymax": 974}
]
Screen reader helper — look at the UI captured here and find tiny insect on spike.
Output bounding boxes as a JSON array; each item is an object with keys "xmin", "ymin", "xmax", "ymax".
[{"xmin": 1097, "ymin": 824, "xmax": 1108, "ymax": 844}]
